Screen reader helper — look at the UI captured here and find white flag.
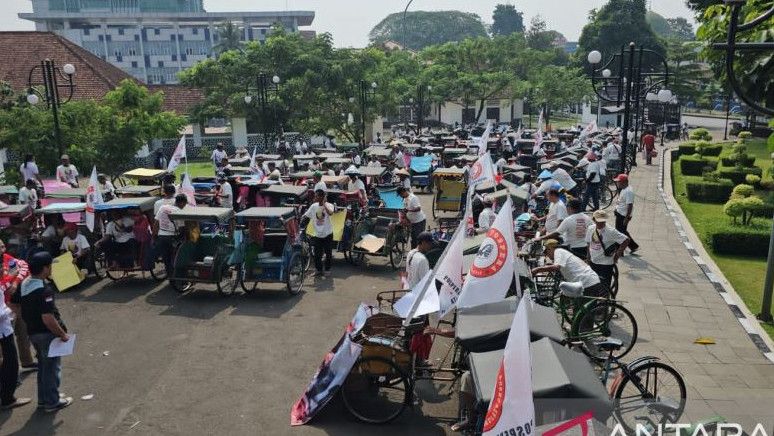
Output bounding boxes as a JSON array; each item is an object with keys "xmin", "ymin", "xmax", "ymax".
[
  {"xmin": 537, "ymin": 109, "xmax": 545, "ymax": 132},
  {"xmin": 476, "ymin": 122, "xmax": 493, "ymax": 156},
  {"xmin": 167, "ymin": 135, "xmax": 187, "ymax": 172},
  {"xmin": 457, "ymin": 197, "xmax": 517, "ymax": 309},
  {"xmin": 394, "ymin": 271, "xmax": 439, "ymax": 319},
  {"xmin": 85, "ymin": 166, "xmax": 103, "ymax": 232},
  {"xmin": 579, "ymin": 120, "xmax": 598, "ymax": 139},
  {"xmin": 514, "ymin": 123, "xmax": 524, "ymax": 140},
  {"xmin": 532, "ymin": 129, "xmax": 544, "ymax": 154},
  {"xmin": 468, "ymin": 151, "xmax": 496, "ymax": 189},
  {"xmin": 434, "ymin": 220, "xmax": 466, "ymax": 317},
  {"xmin": 180, "ymin": 173, "xmax": 196, "ymax": 206},
  {"xmin": 482, "ymin": 294, "xmax": 535, "ymax": 435}
]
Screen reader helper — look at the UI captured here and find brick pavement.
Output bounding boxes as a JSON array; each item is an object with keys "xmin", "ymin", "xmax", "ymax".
[{"xmin": 615, "ymin": 152, "xmax": 774, "ymax": 430}]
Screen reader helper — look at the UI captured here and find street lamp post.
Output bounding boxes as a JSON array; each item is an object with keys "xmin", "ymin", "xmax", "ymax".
[
  {"xmin": 27, "ymin": 59, "xmax": 76, "ymax": 158},
  {"xmin": 358, "ymin": 80, "xmax": 377, "ymax": 144},
  {"xmin": 244, "ymin": 72, "xmax": 281, "ymax": 150},
  {"xmin": 415, "ymin": 84, "xmax": 431, "ymax": 133}
]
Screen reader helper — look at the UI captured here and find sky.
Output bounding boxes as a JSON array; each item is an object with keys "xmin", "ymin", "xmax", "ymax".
[{"xmin": 2, "ymin": 0, "xmax": 697, "ymax": 47}]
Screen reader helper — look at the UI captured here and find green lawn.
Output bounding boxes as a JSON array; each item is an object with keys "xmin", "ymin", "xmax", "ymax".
[
  {"xmin": 174, "ymin": 161, "xmax": 215, "ymax": 180},
  {"xmin": 672, "ymin": 139, "xmax": 774, "ymax": 338}
]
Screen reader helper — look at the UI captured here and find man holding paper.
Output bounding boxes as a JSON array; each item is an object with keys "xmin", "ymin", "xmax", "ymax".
[{"xmin": 10, "ymin": 252, "xmax": 73, "ymax": 412}]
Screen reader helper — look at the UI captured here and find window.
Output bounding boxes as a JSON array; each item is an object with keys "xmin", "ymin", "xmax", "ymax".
[
  {"xmin": 462, "ymin": 108, "xmax": 476, "ymax": 125},
  {"xmin": 170, "ymin": 34, "xmax": 175, "ymax": 41},
  {"xmin": 118, "ymin": 28, "xmax": 124, "ymax": 35},
  {"xmin": 486, "ymin": 107, "xmax": 500, "ymax": 122},
  {"xmin": 84, "ymin": 28, "xmax": 90, "ymax": 35},
  {"xmin": 186, "ymin": 47, "xmax": 194, "ymax": 55},
  {"xmin": 128, "ymin": 48, "xmax": 137, "ymax": 56},
  {"xmin": 154, "ymin": 28, "xmax": 160, "ymax": 35},
  {"xmin": 158, "ymin": 61, "xmax": 164, "ymax": 67},
  {"xmin": 192, "ymin": 28, "xmax": 198, "ymax": 35},
  {"xmin": 131, "ymin": 61, "xmax": 138, "ymax": 68}
]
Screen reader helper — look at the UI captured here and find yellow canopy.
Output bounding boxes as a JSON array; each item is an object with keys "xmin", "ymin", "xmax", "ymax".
[{"xmin": 123, "ymin": 168, "xmax": 168, "ymax": 179}]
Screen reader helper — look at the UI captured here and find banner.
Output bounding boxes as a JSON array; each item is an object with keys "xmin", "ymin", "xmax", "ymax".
[
  {"xmin": 483, "ymin": 294, "xmax": 535, "ymax": 436},
  {"xmin": 167, "ymin": 135, "xmax": 187, "ymax": 172},
  {"xmin": 85, "ymin": 166, "xmax": 103, "ymax": 232},
  {"xmin": 434, "ymin": 220, "xmax": 466, "ymax": 317},
  {"xmin": 468, "ymin": 151, "xmax": 496, "ymax": 189},
  {"xmin": 537, "ymin": 109, "xmax": 545, "ymax": 132},
  {"xmin": 394, "ymin": 270, "xmax": 439, "ymax": 319},
  {"xmin": 579, "ymin": 120, "xmax": 598, "ymax": 139},
  {"xmin": 457, "ymin": 197, "xmax": 516, "ymax": 309},
  {"xmin": 180, "ymin": 173, "xmax": 197, "ymax": 206},
  {"xmin": 533, "ymin": 129, "xmax": 544, "ymax": 154},
  {"xmin": 477, "ymin": 122, "xmax": 493, "ymax": 156}
]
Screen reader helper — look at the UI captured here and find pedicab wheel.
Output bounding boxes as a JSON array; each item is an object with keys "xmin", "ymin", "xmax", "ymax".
[
  {"xmin": 216, "ymin": 265, "xmax": 237, "ymax": 296},
  {"xmin": 599, "ymin": 185, "xmax": 615, "ymax": 210},
  {"xmin": 286, "ymin": 253, "xmax": 305, "ymax": 296},
  {"xmin": 340, "ymin": 356, "xmax": 412, "ymax": 424},
  {"xmin": 613, "ymin": 361, "xmax": 686, "ymax": 434},
  {"xmin": 431, "ymin": 194, "xmax": 438, "ymax": 219},
  {"xmin": 301, "ymin": 239, "xmax": 313, "ymax": 273},
  {"xmin": 239, "ymin": 274, "xmax": 258, "ymax": 294},
  {"xmin": 609, "ymin": 264, "xmax": 619, "ymax": 299},
  {"xmin": 348, "ymin": 250, "xmax": 365, "ymax": 266},
  {"xmin": 149, "ymin": 259, "xmax": 168, "ymax": 281},
  {"xmin": 389, "ymin": 240, "xmax": 406, "ymax": 271},
  {"xmin": 170, "ymin": 279, "xmax": 193, "ymax": 293},
  {"xmin": 574, "ymin": 300, "xmax": 638, "ymax": 361},
  {"xmin": 105, "ymin": 268, "xmax": 127, "ymax": 281},
  {"xmin": 91, "ymin": 250, "xmax": 107, "ymax": 279}
]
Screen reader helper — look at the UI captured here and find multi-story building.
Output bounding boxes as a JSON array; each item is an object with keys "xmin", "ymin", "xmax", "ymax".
[{"xmin": 19, "ymin": 0, "xmax": 315, "ymax": 84}]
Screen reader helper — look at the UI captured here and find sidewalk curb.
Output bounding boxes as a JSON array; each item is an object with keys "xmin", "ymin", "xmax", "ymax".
[{"xmin": 660, "ymin": 146, "xmax": 774, "ymax": 364}]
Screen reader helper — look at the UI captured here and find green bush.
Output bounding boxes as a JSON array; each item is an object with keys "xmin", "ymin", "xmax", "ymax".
[
  {"xmin": 738, "ymin": 131, "xmax": 753, "ymax": 140},
  {"xmin": 718, "ymin": 166, "xmax": 763, "ymax": 185},
  {"xmin": 710, "ymin": 227, "xmax": 770, "ymax": 257},
  {"xmin": 690, "ymin": 128, "xmax": 712, "ymax": 141},
  {"xmin": 698, "ymin": 144, "xmax": 723, "ymax": 157},
  {"xmin": 723, "ymin": 197, "xmax": 746, "ymax": 221},
  {"xmin": 746, "ymin": 174, "xmax": 762, "ymax": 186},
  {"xmin": 685, "ymin": 177, "xmax": 734, "ymax": 203},
  {"xmin": 678, "ymin": 143, "xmax": 696, "ymax": 156},
  {"xmin": 732, "ymin": 184, "xmax": 755, "ymax": 198},
  {"xmin": 680, "ymin": 155, "xmax": 717, "ymax": 175},
  {"xmin": 761, "ymin": 179, "xmax": 774, "ymax": 190},
  {"xmin": 721, "ymin": 156, "xmax": 756, "ymax": 167}
]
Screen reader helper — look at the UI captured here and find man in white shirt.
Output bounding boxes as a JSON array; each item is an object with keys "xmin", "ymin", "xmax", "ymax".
[
  {"xmin": 603, "ymin": 141, "xmax": 621, "ymax": 173},
  {"xmin": 586, "ymin": 210, "xmax": 629, "ymax": 292},
  {"xmin": 215, "ymin": 174, "xmax": 233, "ymax": 209},
  {"xmin": 613, "ymin": 174, "xmax": 639, "ymax": 253},
  {"xmin": 394, "ymin": 147, "xmax": 406, "ymax": 169},
  {"xmin": 211, "ymin": 143, "xmax": 227, "ymax": 169},
  {"xmin": 312, "ymin": 171, "xmax": 327, "ymax": 193},
  {"xmin": 395, "ymin": 169, "xmax": 412, "ymax": 190},
  {"xmin": 152, "ymin": 193, "xmax": 188, "ymax": 274},
  {"xmin": 266, "ymin": 162, "xmax": 282, "ymax": 181},
  {"xmin": 582, "ymin": 154, "xmax": 603, "ymax": 211},
  {"xmin": 351, "ymin": 151, "xmax": 362, "ymax": 166},
  {"xmin": 405, "ymin": 232, "xmax": 433, "ymax": 289},
  {"xmin": 55, "ymin": 154, "xmax": 79, "ymax": 188},
  {"xmin": 398, "ymin": 186, "xmax": 426, "ymax": 249},
  {"xmin": 19, "ymin": 154, "xmax": 41, "ymax": 187},
  {"xmin": 531, "ymin": 239, "xmax": 605, "ymax": 297},
  {"xmin": 302, "ymin": 189, "xmax": 335, "ymax": 277},
  {"xmin": 477, "ymin": 196, "xmax": 496, "ymax": 232},
  {"xmin": 96, "ymin": 211, "xmax": 136, "ymax": 268},
  {"xmin": 154, "ymin": 185, "xmax": 177, "ymax": 216},
  {"xmin": 495, "ymin": 156, "xmax": 507, "ymax": 173},
  {"xmin": 548, "ymin": 165, "xmax": 577, "ymax": 193},
  {"xmin": 60, "ymin": 223, "xmax": 91, "ymax": 271},
  {"xmin": 367, "ymin": 156, "xmax": 382, "ymax": 168},
  {"xmin": 345, "ymin": 167, "xmax": 367, "ymax": 205},
  {"xmin": 18, "ymin": 179, "xmax": 38, "ymax": 209},
  {"xmin": 539, "ymin": 188, "xmax": 567, "ymax": 234},
  {"xmin": 97, "ymin": 174, "xmax": 116, "ymax": 202},
  {"xmin": 537, "ymin": 199, "xmax": 591, "ymax": 258}
]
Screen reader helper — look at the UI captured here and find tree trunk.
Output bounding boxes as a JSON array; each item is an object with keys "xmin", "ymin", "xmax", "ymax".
[
  {"xmin": 544, "ymin": 104, "xmax": 551, "ymax": 132},
  {"xmin": 475, "ymin": 99, "xmax": 486, "ymax": 125}
]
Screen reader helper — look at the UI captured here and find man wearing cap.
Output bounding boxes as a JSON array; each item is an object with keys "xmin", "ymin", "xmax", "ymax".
[
  {"xmin": 312, "ymin": 171, "xmax": 327, "ymax": 193},
  {"xmin": 345, "ymin": 166, "xmax": 367, "ymax": 206},
  {"xmin": 405, "ymin": 232, "xmax": 433, "ymax": 289},
  {"xmin": 586, "ymin": 210, "xmax": 629, "ymax": 292},
  {"xmin": 477, "ymin": 196, "xmax": 496, "ymax": 232},
  {"xmin": 10, "ymin": 252, "xmax": 73, "ymax": 412},
  {"xmin": 613, "ymin": 174, "xmax": 639, "ymax": 254},
  {"xmin": 537, "ymin": 198, "xmax": 591, "ymax": 258},
  {"xmin": 398, "ymin": 186, "xmax": 426, "ymax": 249},
  {"xmin": 603, "ymin": 140, "xmax": 622, "ymax": 173},
  {"xmin": 55, "ymin": 155, "xmax": 79, "ymax": 188},
  {"xmin": 582, "ymin": 152, "xmax": 603, "ymax": 211},
  {"xmin": 60, "ymin": 223, "xmax": 91, "ymax": 272},
  {"xmin": 531, "ymin": 240, "xmax": 605, "ymax": 297},
  {"xmin": 301, "ymin": 189, "xmax": 335, "ymax": 277},
  {"xmin": 395, "ymin": 169, "xmax": 412, "ymax": 190},
  {"xmin": 211, "ymin": 142, "xmax": 227, "ymax": 169}
]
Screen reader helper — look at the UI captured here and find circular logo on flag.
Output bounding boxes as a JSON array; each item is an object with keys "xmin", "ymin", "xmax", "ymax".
[
  {"xmin": 483, "ymin": 360, "xmax": 506, "ymax": 432},
  {"xmin": 470, "ymin": 161, "xmax": 483, "ymax": 180},
  {"xmin": 470, "ymin": 228, "xmax": 508, "ymax": 278}
]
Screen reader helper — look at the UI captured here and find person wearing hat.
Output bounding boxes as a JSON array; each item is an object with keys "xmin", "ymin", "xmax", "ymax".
[
  {"xmin": 345, "ymin": 166, "xmax": 367, "ymax": 205},
  {"xmin": 405, "ymin": 232, "xmax": 433, "ymax": 289},
  {"xmin": 97, "ymin": 173, "xmax": 116, "ymax": 202},
  {"xmin": 59, "ymin": 223, "xmax": 91, "ymax": 272},
  {"xmin": 210, "ymin": 142, "xmax": 227, "ymax": 169},
  {"xmin": 398, "ymin": 186, "xmax": 426, "ymax": 249},
  {"xmin": 586, "ymin": 209, "xmax": 629, "ymax": 292},
  {"xmin": 312, "ymin": 171, "xmax": 327, "ymax": 193},
  {"xmin": 530, "ymin": 239, "xmax": 604, "ymax": 297},
  {"xmin": 55, "ymin": 155, "xmax": 79, "ymax": 188},
  {"xmin": 215, "ymin": 173, "xmax": 233, "ymax": 209},
  {"xmin": 582, "ymin": 152, "xmax": 603, "ymax": 211},
  {"xmin": 536, "ymin": 188, "xmax": 567, "ymax": 235},
  {"xmin": 477, "ymin": 196, "xmax": 496, "ymax": 232},
  {"xmin": 603, "ymin": 140, "xmax": 621, "ymax": 172},
  {"xmin": 537, "ymin": 198, "xmax": 591, "ymax": 258},
  {"xmin": 301, "ymin": 189, "xmax": 335, "ymax": 277},
  {"xmin": 613, "ymin": 174, "xmax": 639, "ymax": 254},
  {"xmin": 395, "ymin": 168, "xmax": 412, "ymax": 190},
  {"xmin": 351, "ymin": 150, "xmax": 362, "ymax": 166},
  {"xmin": 152, "ymin": 194, "xmax": 188, "ymax": 275},
  {"xmin": 10, "ymin": 251, "xmax": 73, "ymax": 412}
]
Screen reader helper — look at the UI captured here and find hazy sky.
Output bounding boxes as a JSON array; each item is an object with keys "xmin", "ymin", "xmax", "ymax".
[{"xmin": 2, "ymin": 0, "xmax": 696, "ymax": 47}]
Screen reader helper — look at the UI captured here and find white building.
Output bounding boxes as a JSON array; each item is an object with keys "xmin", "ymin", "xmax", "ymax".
[
  {"xmin": 20, "ymin": 0, "xmax": 315, "ymax": 84},
  {"xmin": 431, "ymin": 98, "xmax": 525, "ymax": 126}
]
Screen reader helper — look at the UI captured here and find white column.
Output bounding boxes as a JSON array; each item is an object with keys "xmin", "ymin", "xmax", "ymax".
[
  {"xmin": 231, "ymin": 118, "xmax": 248, "ymax": 148},
  {"xmin": 137, "ymin": 23, "xmax": 148, "ymax": 83},
  {"xmin": 208, "ymin": 21, "xmax": 215, "ymax": 54},
  {"xmin": 173, "ymin": 21, "xmax": 183, "ymax": 71},
  {"xmin": 192, "ymin": 123, "xmax": 203, "ymax": 149},
  {"xmin": 243, "ymin": 19, "xmax": 249, "ymax": 41},
  {"xmin": 101, "ymin": 22, "xmax": 109, "ymax": 59}
]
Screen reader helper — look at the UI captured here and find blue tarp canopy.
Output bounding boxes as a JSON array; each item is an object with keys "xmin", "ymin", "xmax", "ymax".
[
  {"xmin": 378, "ymin": 188, "xmax": 403, "ymax": 210},
  {"xmin": 410, "ymin": 155, "xmax": 433, "ymax": 173}
]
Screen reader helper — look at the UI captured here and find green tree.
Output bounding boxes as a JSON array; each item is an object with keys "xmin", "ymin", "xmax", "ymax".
[
  {"xmin": 666, "ymin": 18, "xmax": 695, "ymax": 41},
  {"xmin": 646, "ymin": 11, "xmax": 671, "ymax": 38},
  {"xmin": 368, "ymin": 11, "xmax": 488, "ymax": 51},
  {"xmin": 491, "ymin": 4, "xmax": 524, "ymax": 36},
  {"xmin": 665, "ymin": 38, "xmax": 705, "ymax": 106},
  {"xmin": 577, "ymin": 0, "xmax": 666, "ymax": 68},
  {"xmin": 529, "ymin": 66, "xmax": 589, "ymax": 129},
  {"xmin": 213, "ymin": 21, "xmax": 243, "ymax": 55}
]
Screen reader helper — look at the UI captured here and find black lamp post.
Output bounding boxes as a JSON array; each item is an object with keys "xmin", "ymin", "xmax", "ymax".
[
  {"xmin": 358, "ymin": 80, "xmax": 377, "ymax": 144},
  {"xmin": 27, "ymin": 59, "xmax": 76, "ymax": 158},
  {"xmin": 245, "ymin": 72, "xmax": 281, "ymax": 150},
  {"xmin": 415, "ymin": 84, "xmax": 431, "ymax": 132},
  {"xmin": 587, "ymin": 42, "xmax": 670, "ymax": 174}
]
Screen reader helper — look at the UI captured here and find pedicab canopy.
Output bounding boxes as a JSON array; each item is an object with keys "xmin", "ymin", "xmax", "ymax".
[
  {"xmin": 122, "ymin": 168, "xmax": 169, "ymax": 180},
  {"xmin": 36, "ymin": 202, "xmax": 87, "ymax": 215},
  {"xmin": 469, "ymin": 338, "xmax": 612, "ymax": 422},
  {"xmin": 235, "ymin": 207, "xmax": 296, "ymax": 220},
  {"xmin": 0, "ymin": 204, "xmax": 32, "ymax": 219},
  {"xmin": 262, "ymin": 185, "xmax": 309, "ymax": 198},
  {"xmin": 94, "ymin": 197, "xmax": 157, "ymax": 212},
  {"xmin": 114, "ymin": 185, "xmax": 162, "ymax": 197},
  {"xmin": 168, "ymin": 207, "xmax": 234, "ymax": 224},
  {"xmin": 356, "ymin": 166, "xmax": 386, "ymax": 178},
  {"xmin": 0, "ymin": 185, "xmax": 19, "ymax": 195},
  {"xmin": 409, "ymin": 155, "xmax": 434, "ymax": 173},
  {"xmin": 45, "ymin": 187, "xmax": 87, "ymax": 199},
  {"xmin": 455, "ymin": 297, "xmax": 564, "ymax": 353}
]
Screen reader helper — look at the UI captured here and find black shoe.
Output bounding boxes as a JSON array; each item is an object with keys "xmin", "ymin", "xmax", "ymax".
[{"xmin": 21, "ymin": 363, "xmax": 38, "ymax": 372}]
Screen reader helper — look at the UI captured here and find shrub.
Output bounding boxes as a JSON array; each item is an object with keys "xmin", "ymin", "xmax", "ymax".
[
  {"xmin": 680, "ymin": 155, "xmax": 717, "ymax": 176},
  {"xmin": 718, "ymin": 166, "xmax": 763, "ymax": 185},
  {"xmin": 685, "ymin": 177, "xmax": 734, "ymax": 203},
  {"xmin": 745, "ymin": 174, "xmax": 761, "ymax": 186},
  {"xmin": 724, "ymin": 194, "xmax": 764, "ymax": 225},
  {"xmin": 732, "ymin": 184, "xmax": 755, "ymax": 198},
  {"xmin": 702, "ymin": 171, "xmax": 721, "ymax": 182},
  {"xmin": 721, "ymin": 156, "xmax": 756, "ymax": 167},
  {"xmin": 761, "ymin": 179, "xmax": 774, "ymax": 190},
  {"xmin": 710, "ymin": 227, "xmax": 770, "ymax": 257},
  {"xmin": 677, "ymin": 143, "xmax": 696, "ymax": 156},
  {"xmin": 738, "ymin": 131, "xmax": 753, "ymax": 140},
  {"xmin": 723, "ymin": 197, "xmax": 746, "ymax": 222},
  {"xmin": 690, "ymin": 128, "xmax": 712, "ymax": 141},
  {"xmin": 699, "ymin": 144, "xmax": 723, "ymax": 157}
]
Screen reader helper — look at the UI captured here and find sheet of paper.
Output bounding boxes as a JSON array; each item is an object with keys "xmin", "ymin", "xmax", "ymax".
[
  {"xmin": 51, "ymin": 252, "xmax": 84, "ymax": 292},
  {"xmin": 355, "ymin": 236, "xmax": 385, "ymax": 253},
  {"xmin": 48, "ymin": 334, "xmax": 76, "ymax": 357}
]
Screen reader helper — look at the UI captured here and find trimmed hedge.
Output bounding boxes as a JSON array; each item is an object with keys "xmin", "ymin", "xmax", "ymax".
[
  {"xmin": 678, "ymin": 143, "xmax": 696, "ymax": 155},
  {"xmin": 699, "ymin": 144, "xmax": 723, "ymax": 157},
  {"xmin": 720, "ymin": 156, "xmax": 756, "ymax": 167},
  {"xmin": 685, "ymin": 177, "xmax": 734, "ymax": 203},
  {"xmin": 710, "ymin": 227, "xmax": 771, "ymax": 257},
  {"xmin": 718, "ymin": 166, "xmax": 763, "ymax": 185},
  {"xmin": 680, "ymin": 156, "xmax": 718, "ymax": 175}
]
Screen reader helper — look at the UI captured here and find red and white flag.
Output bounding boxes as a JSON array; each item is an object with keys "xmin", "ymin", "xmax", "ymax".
[
  {"xmin": 579, "ymin": 120, "xmax": 598, "ymax": 139},
  {"xmin": 167, "ymin": 135, "xmax": 187, "ymax": 172},
  {"xmin": 483, "ymin": 294, "xmax": 535, "ymax": 435},
  {"xmin": 394, "ymin": 271, "xmax": 439, "ymax": 319},
  {"xmin": 180, "ymin": 173, "xmax": 196, "ymax": 206},
  {"xmin": 537, "ymin": 109, "xmax": 545, "ymax": 132},
  {"xmin": 457, "ymin": 197, "xmax": 516, "ymax": 309},
  {"xmin": 434, "ymin": 220, "xmax": 466, "ymax": 317},
  {"xmin": 468, "ymin": 151, "xmax": 496, "ymax": 189},
  {"xmin": 85, "ymin": 166, "xmax": 103, "ymax": 232}
]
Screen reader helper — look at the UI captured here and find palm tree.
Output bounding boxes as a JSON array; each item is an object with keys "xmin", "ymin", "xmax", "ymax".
[{"xmin": 213, "ymin": 21, "xmax": 243, "ymax": 55}]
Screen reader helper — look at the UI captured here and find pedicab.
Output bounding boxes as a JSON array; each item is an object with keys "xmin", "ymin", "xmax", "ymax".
[
  {"xmin": 44, "ymin": 187, "xmax": 87, "ymax": 202},
  {"xmin": 409, "ymin": 155, "xmax": 434, "ymax": 192},
  {"xmin": 0, "ymin": 185, "xmax": 20, "ymax": 204},
  {"xmin": 431, "ymin": 167, "xmax": 467, "ymax": 219},
  {"xmin": 94, "ymin": 197, "xmax": 166, "ymax": 281},
  {"xmin": 261, "ymin": 185, "xmax": 309, "ymax": 207},
  {"xmin": 343, "ymin": 207, "xmax": 409, "ymax": 270},
  {"xmin": 167, "ymin": 207, "xmax": 237, "ymax": 295},
  {"xmin": 234, "ymin": 207, "xmax": 306, "ymax": 295},
  {"xmin": 0, "ymin": 204, "xmax": 34, "ymax": 258},
  {"xmin": 118, "ymin": 168, "xmax": 168, "ymax": 191},
  {"xmin": 115, "ymin": 184, "xmax": 163, "ymax": 198}
]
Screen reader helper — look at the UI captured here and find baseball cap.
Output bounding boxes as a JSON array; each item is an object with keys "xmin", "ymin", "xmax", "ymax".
[
  {"xmin": 613, "ymin": 174, "xmax": 629, "ymax": 182},
  {"xmin": 543, "ymin": 239, "xmax": 560, "ymax": 249},
  {"xmin": 416, "ymin": 232, "xmax": 434, "ymax": 244},
  {"xmin": 592, "ymin": 210, "xmax": 609, "ymax": 222},
  {"xmin": 538, "ymin": 169, "xmax": 553, "ymax": 180},
  {"xmin": 28, "ymin": 251, "xmax": 57, "ymax": 274},
  {"xmin": 60, "ymin": 154, "xmax": 69, "ymax": 160},
  {"xmin": 313, "ymin": 171, "xmax": 322, "ymax": 178}
]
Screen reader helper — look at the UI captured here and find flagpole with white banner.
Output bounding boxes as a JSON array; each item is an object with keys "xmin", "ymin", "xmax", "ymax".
[
  {"xmin": 167, "ymin": 135, "xmax": 187, "ymax": 173},
  {"xmin": 85, "ymin": 166, "xmax": 103, "ymax": 232}
]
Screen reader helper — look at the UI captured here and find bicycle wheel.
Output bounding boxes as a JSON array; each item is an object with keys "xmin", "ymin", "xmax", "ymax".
[
  {"xmin": 340, "ymin": 356, "xmax": 412, "ymax": 424},
  {"xmin": 609, "ymin": 264, "xmax": 620, "ymax": 300},
  {"xmin": 431, "ymin": 193, "xmax": 439, "ymax": 219},
  {"xmin": 614, "ymin": 361, "xmax": 687, "ymax": 433},
  {"xmin": 149, "ymin": 259, "xmax": 168, "ymax": 281},
  {"xmin": 598, "ymin": 185, "xmax": 615, "ymax": 210},
  {"xmin": 573, "ymin": 300, "xmax": 638, "ymax": 360}
]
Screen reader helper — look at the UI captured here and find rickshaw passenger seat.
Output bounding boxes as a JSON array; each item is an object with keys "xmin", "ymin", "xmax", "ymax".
[{"xmin": 262, "ymin": 233, "xmax": 288, "ymax": 257}]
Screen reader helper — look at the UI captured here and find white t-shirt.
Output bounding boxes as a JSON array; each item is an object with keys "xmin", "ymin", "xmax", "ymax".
[
  {"xmin": 478, "ymin": 207, "xmax": 496, "ymax": 231},
  {"xmin": 495, "ymin": 158, "xmax": 507, "ymax": 173},
  {"xmin": 586, "ymin": 224, "xmax": 628, "ymax": 265},
  {"xmin": 353, "ymin": 155, "xmax": 362, "ymax": 166},
  {"xmin": 219, "ymin": 182, "xmax": 233, "ymax": 207},
  {"xmin": 400, "ymin": 177, "xmax": 411, "ymax": 190},
  {"xmin": 155, "ymin": 204, "xmax": 181, "ymax": 236},
  {"xmin": 403, "ymin": 194, "xmax": 426, "ymax": 224},
  {"xmin": 347, "ymin": 178, "xmax": 366, "ymax": 194},
  {"xmin": 304, "ymin": 202, "xmax": 334, "ymax": 238},
  {"xmin": 604, "ymin": 143, "xmax": 621, "ymax": 161},
  {"xmin": 61, "ymin": 233, "xmax": 90, "ymax": 256},
  {"xmin": 99, "ymin": 181, "xmax": 116, "ymax": 199},
  {"xmin": 585, "ymin": 160, "xmax": 602, "ymax": 183},
  {"xmin": 154, "ymin": 197, "xmax": 175, "ymax": 216},
  {"xmin": 394, "ymin": 151, "xmax": 405, "ymax": 168},
  {"xmin": 405, "ymin": 248, "xmax": 430, "ymax": 289},
  {"xmin": 313, "ymin": 181, "xmax": 327, "ymax": 193},
  {"xmin": 553, "ymin": 248, "xmax": 600, "ymax": 289},
  {"xmin": 616, "ymin": 186, "xmax": 635, "ymax": 217},
  {"xmin": 545, "ymin": 200, "xmax": 567, "ymax": 233},
  {"xmin": 556, "ymin": 212, "xmax": 592, "ymax": 248},
  {"xmin": 18, "ymin": 187, "xmax": 38, "ymax": 208},
  {"xmin": 106, "ymin": 217, "xmax": 135, "ymax": 243},
  {"xmin": 367, "ymin": 160, "xmax": 382, "ymax": 168},
  {"xmin": 19, "ymin": 162, "xmax": 39, "ymax": 184},
  {"xmin": 56, "ymin": 164, "xmax": 79, "ymax": 185},
  {"xmin": 551, "ymin": 168, "xmax": 576, "ymax": 191},
  {"xmin": 211, "ymin": 149, "xmax": 227, "ymax": 167}
]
